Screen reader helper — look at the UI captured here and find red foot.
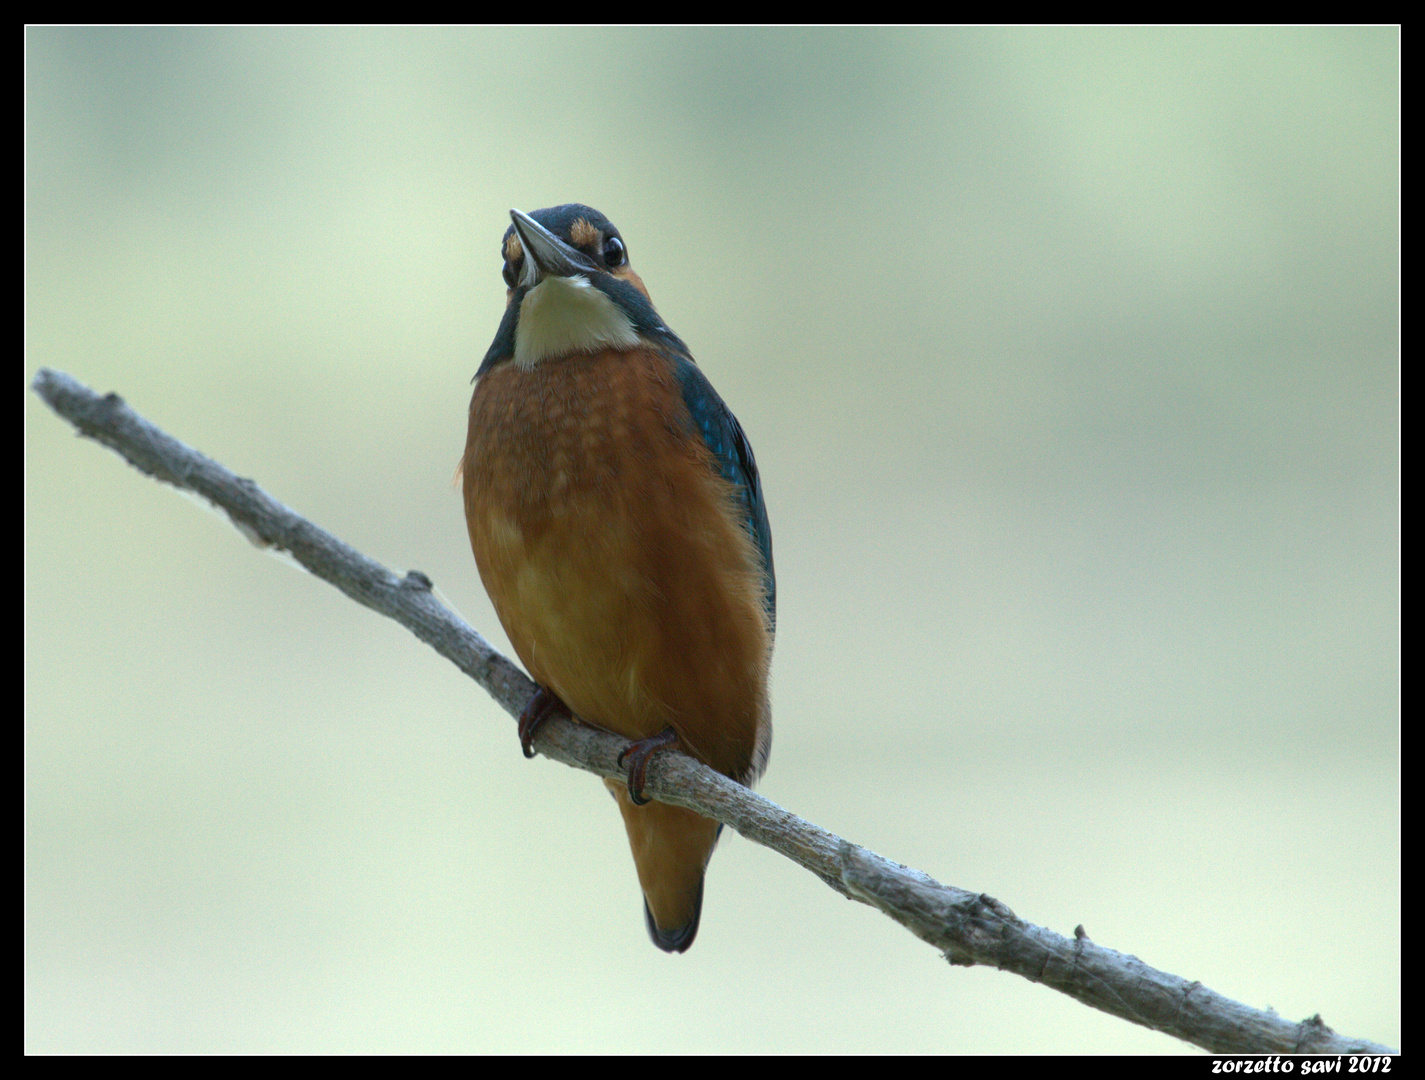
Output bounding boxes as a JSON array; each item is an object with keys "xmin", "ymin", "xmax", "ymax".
[
  {"xmin": 518, "ymin": 687, "xmax": 569, "ymax": 759},
  {"xmin": 617, "ymin": 727, "xmax": 679, "ymax": 805}
]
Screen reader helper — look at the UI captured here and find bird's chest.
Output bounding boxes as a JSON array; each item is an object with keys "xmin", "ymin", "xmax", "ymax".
[
  {"xmin": 461, "ymin": 351, "xmax": 696, "ymax": 705},
  {"xmin": 464, "ymin": 349, "xmax": 686, "ymax": 546}
]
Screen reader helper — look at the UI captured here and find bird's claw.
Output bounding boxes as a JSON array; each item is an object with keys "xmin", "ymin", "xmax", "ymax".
[
  {"xmin": 617, "ymin": 727, "xmax": 680, "ymax": 805},
  {"xmin": 518, "ymin": 688, "xmax": 569, "ymax": 759}
]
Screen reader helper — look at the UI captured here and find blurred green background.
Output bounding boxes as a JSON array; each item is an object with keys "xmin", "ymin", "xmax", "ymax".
[{"xmin": 26, "ymin": 27, "xmax": 1398, "ymax": 1053}]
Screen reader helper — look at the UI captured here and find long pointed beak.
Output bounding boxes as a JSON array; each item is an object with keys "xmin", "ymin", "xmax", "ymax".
[{"xmin": 509, "ymin": 208, "xmax": 598, "ymax": 289}]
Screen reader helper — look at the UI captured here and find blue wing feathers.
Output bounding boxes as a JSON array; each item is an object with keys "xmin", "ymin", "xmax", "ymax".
[{"xmin": 672, "ymin": 356, "xmax": 776, "ymax": 630}]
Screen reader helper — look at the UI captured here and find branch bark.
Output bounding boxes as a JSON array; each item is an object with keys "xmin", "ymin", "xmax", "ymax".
[{"xmin": 31, "ymin": 367, "xmax": 1396, "ymax": 1056}]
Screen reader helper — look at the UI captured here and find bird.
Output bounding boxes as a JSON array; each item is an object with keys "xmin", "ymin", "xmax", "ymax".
[{"xmin": 460, "ymin": 204, "xmax": 775, "ymax": 952}]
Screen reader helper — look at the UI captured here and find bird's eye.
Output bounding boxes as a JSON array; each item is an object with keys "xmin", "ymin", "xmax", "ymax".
[
  {"xmin": 603, "ymin": 236, "xmax": 626, "ymax": 268},
  {"xmin": 502, "ymin": 261, "xmax": 517, "ymax": 289}
]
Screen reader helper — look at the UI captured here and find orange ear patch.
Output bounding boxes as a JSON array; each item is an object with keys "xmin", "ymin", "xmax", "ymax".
[{"xmin": 569, "ymin": 216, "xmax": 601, "ymax": 250}]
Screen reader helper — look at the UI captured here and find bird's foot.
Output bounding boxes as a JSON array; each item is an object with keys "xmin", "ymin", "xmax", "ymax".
[
  {"xmin": 518, "ymin": 687, "xmax": 570, "ymax": 759},
  {"xmin": 617, "ymin": 727, "xmax": 680, "ymax": 805}
]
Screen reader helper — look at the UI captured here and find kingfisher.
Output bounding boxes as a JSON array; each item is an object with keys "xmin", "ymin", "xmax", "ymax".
[{"xmin": 461, "ymin": 204, "xmax": 775, "ymax": 952}]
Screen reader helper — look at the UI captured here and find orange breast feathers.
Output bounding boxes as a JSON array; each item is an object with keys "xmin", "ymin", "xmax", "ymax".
[{"xmin": 461, "ymin": 347, "xmax": 772, "ymax": 785}]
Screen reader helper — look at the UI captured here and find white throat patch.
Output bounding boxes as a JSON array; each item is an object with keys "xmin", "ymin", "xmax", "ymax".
[{"xmin": 514, "ymin": 275, "xmax": 641, "ymax": 368}]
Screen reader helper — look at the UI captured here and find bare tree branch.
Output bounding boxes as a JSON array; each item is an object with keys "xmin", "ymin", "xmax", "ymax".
[{"xmin": 31, "ymin": 367, "xmax": 1396, "ymax": 1056}]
